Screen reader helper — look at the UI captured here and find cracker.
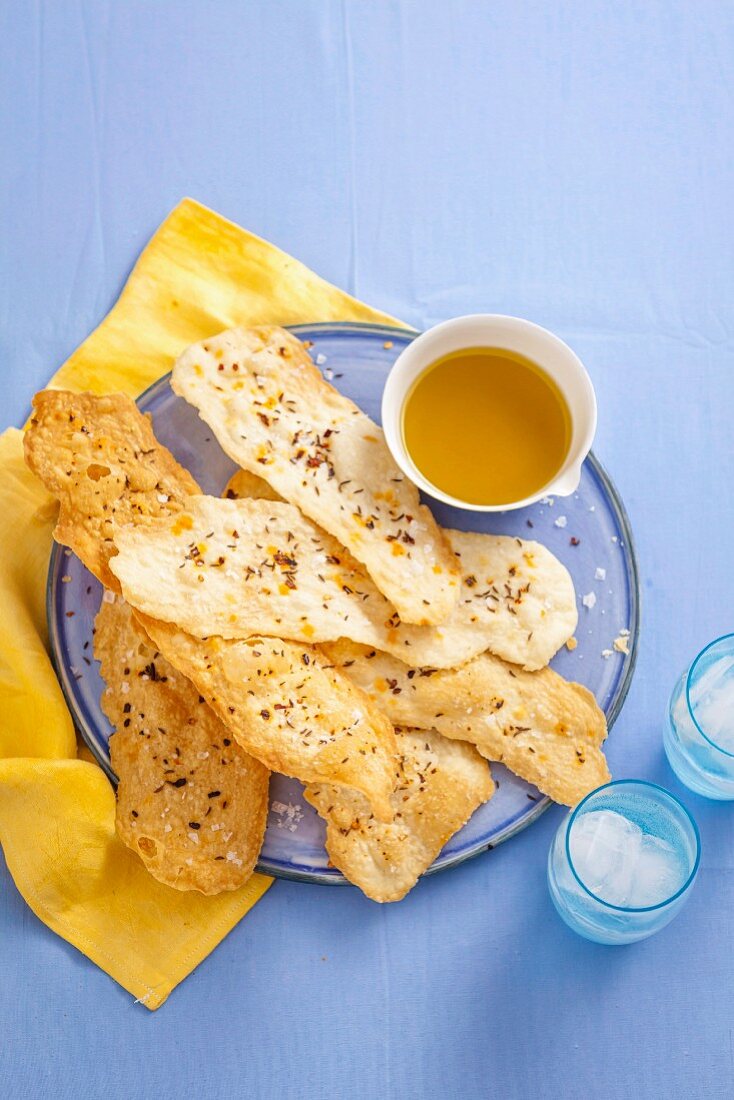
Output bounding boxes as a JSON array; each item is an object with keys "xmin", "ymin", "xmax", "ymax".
[
  {"xmin": 223, "ymin": 468, "xmax": 282, "ymax": 502},
  {"xmin": 443, "ymin": 529, "xmax": 577, "ymax": 670},
  {"xmin": 94, "ymin": 596, "xmax": 269, "ymax": 893},
  {"xmin": 304, "ymin": 727, "xmax": 494, "ymax": 902},
  {"xmin": 224, "ymin": 469, "xmax": 578, "ymax": 671},
  {"xmin": 110, "ymin": 496, "xmax": 576, "ymax": 670},
  {"xmin": 224, "ymin": 464, "xmax": 577, "ymax": 670},
  {"xmin": 324, "ymin": 640, "xmax": 609, "ymax": 806},
  {"xmin": 171, "ymin": 325, "xmax": 460, "ymax": 625},
  {"xmin": 134, "ymin": 614, "xmax": 398, "ymax": 822},
  {"xmin": 24, "ymin": 390, "xmax": 199, "ymax": 590}
]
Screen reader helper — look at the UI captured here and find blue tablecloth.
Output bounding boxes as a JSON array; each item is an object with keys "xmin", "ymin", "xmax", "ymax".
[{"xmin": 2, "ymin": 3, "xmax": 733, "ymax": 1097}]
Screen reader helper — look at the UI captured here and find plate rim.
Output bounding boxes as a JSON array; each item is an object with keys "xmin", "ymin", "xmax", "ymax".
[{"xmin": 46, "ymin": 319, "xmax": 641, "ymax": 885}]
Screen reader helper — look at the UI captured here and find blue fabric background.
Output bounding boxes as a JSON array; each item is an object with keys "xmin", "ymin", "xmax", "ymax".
[{"xmin": 2, "ymin": 2, "xmax": 733, "ymax": 1097}]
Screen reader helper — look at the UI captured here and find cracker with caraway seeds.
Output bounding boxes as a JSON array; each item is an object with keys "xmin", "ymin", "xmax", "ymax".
[
  {"xmin": 323, "ymin": 640, "xmax": 609, "ymax": 807},
  {"xmin": 95, "ymin": 596, "xmax": 270, "ymax": 893},
  {"xmin": 133, "ymin": 614, "xmax": 398, "ymax": 823},
  {"xmin": 171, "ymin": 325, "xmax": 460, "ymax": 626},
  {"xmin": 224, "ymin": 469, "xmax": 579, "ymax": 672},
  {"xmin": 110, "ymin": 495, "xmax": 577, "ymax": 671},
  {"xmin": 304, "ymin": 727, "xmax": 494, "ymax": 902},
  {"xmin": 24, "ymin": 390, "xmax": 199, "ymax": 591}
]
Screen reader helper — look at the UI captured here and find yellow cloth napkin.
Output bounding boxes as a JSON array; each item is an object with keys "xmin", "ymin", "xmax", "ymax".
[{"xmin": 0, "ymin": 199, "xmax": 398, "ymax": 1009}]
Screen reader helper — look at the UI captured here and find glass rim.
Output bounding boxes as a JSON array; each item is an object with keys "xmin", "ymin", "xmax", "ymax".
[
  {"xmin": 685, "ymin": 633, "xmax": 734, "ymax": 758},
  {"xmin": 564, "ymin": 779, "xmax": 701, "ymax": 913}
]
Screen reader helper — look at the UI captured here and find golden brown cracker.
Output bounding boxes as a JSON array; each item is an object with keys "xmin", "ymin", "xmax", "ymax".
[
  {"xmin": 324, "ymin": 640, "xmax": 609, "ymax": 807},
  {"xmin": 305, "ymin": 727, "xmax": 494, "ymax": 902},
  {"xmin": 134, "ymin": 615, "xmax": 398, "ymax": 823},
  {"xmin": 94, "ymin": 596, "xmax": 270, "ymax": 893},
  {"xmin": 24, "ymin": 390, "xmax": 199, "ymax": 590}
]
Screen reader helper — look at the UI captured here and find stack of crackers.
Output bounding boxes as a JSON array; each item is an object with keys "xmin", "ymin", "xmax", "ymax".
[{"xmin": 24, "ymin": 327, "xmax": 608, "ymax": 902}]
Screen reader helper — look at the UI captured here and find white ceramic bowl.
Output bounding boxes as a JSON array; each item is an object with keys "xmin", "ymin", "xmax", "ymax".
[{"xmin": 381, "ymin": 314, "xmax": 597, "ymax": 512}]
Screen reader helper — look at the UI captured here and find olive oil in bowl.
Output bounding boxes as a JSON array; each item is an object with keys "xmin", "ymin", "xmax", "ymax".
[{"xmin": 401, "ymin": 347, "xmax": 571, "ymax": 507}]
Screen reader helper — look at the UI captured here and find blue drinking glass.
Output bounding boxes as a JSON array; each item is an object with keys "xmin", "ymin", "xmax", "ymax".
[
  {"xmin": 547, "ymin": 780, "xmax": 700, "ymax": 945},
  {"xmin": 665, "ymin": 634, "xmax": 734, "ymax": 799}
]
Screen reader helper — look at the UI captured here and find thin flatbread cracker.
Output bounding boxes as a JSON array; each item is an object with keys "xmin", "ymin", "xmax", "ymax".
[
  {"xmin": 223, "ymin": 468, "xmax": 282, "ymax": 502},
  {"xmin": 304, "ymin": 727, "xmax": 494, "ymax": 902},
  {"xmin": 171, "ymin": 325, "xmax": 460, "ymax": 625},
  {"xmin": 323, "ymin": 640, "xmax": 609, "ymax": 806},
  {"xmin": 110, "ymin": 495, "xmax": 577, "ymax": 671},
  {"xmin": 134, "ymin": 615, "xmax": 398, "ymax": 822},
  {"xmin": 24, "ymin": 390, "xmax": 199, "ymax": 590},
  {"xmin": 95, "ymin": 596, "xmax": 269, "ymax": 894},
  {"xmin": 224, "ymin": 470, "xmax": 578, "ymax": 670}
]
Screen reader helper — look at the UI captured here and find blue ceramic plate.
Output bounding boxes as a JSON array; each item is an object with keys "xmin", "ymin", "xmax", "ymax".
[{"xmin": 47, "ymin": 322, "xmax": 640, "ymax": 883}]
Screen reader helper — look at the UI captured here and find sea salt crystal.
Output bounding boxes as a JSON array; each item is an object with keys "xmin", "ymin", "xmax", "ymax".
[
  {"xmin": 582, "ymin": 592, "xmax": 597, "ymax": 610},
  {"xmin": 601, "ymin": 649, "xmax": 613, "ymax": 659},
  {"xmin": 271, "ymin": 800, "xmax": 305, "ymax": 832},
  {"xmin": 120, "ymin": 681, "xmax": 130, "ymax": 694},
  {"xmin": 197, "ymin": 751, "xmax": 210, "ymax": 760},
  {"xmin": 226, "ymin": 851, "xmax": 243, "ymax": 866},
  {"xmin": 316, "ymin": 353, "xmax": 327, "ymax": 366},
  {"xmin": 188, "ymin": 832, "xmax": 199, "ymax": 844},
  {"xmin": 540, "ymin": 496, "xmax": 555, "ymax": 506},
  {"xmin": 102, "ymin": 590, "xmax": 116, "ymax": 604},
  {"xmin": 164, "ymin": 824, "xmax": 172, "ymax": 834},
  {"xmin": 324, "ymin": 368, "xmax": 334, "ymax": 380},
  {"xmin": 595, "ymin": 567, "xmax": 606, "ymax": 581},
  {"xmin": 554, "ymin": 515, "xmax": 568, "ymax": 528},
  {"xmin": 157, "ymin": 492, "xmax": 169, "ymax": 504}
]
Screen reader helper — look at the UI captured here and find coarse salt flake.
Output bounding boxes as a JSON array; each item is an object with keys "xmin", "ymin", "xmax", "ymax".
[
  {"xmin": 553, "ymin": 515, "xmax": 568, "ymax": 528},
  {"xmin": 271, "ymin": 800, "xmax": 305, "ymax": 832},
  {"xmin": 595, "ymin": 567, "xmax": 606, "ymax": 581},
  {"xmin": 582, "ymin": 592, "xmax": 597, "ymax": 610},
  {"xmin": 316, "ymin": 353, "xmax": 327, "ymax": 366},
  {"xmin": 102, "ymin": 590, "xmax": 116, "ymax": 604}
]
